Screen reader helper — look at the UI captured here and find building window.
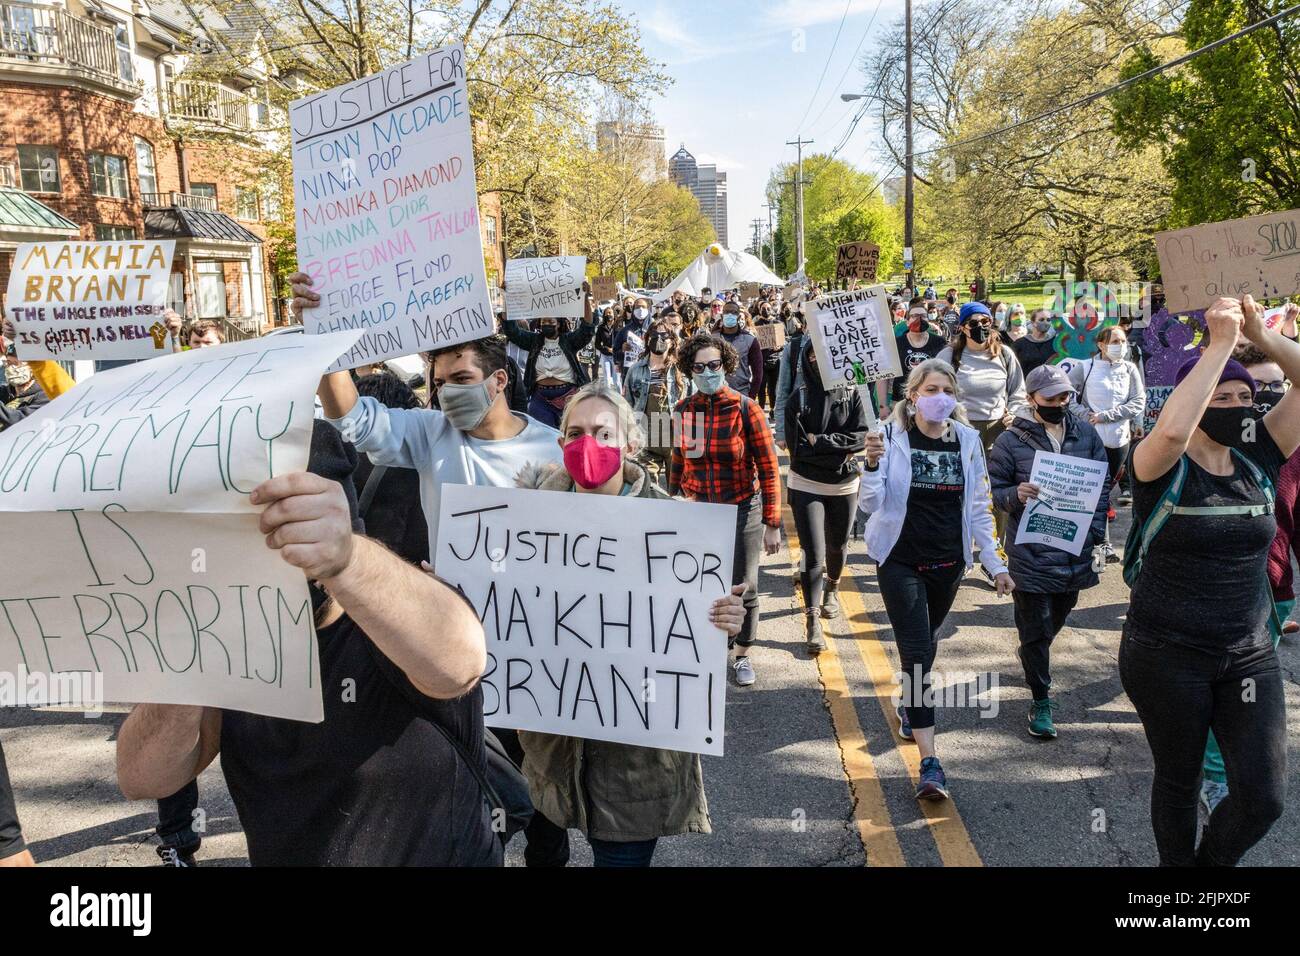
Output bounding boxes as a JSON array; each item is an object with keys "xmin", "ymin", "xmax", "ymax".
[
  {"xmin": 134, "ymin": 138, "xmax": 157, "ymax": 198},
  {"xmin": 250, "ymin": 85, "xmax": 270, "ymax": 127},
  {"xmin": 236, "ymin": 187, "xmax": 259, "ymax": 220},
  {"xmin": 17, "ymin": 145, "xmax": 59, "ymax": 193},
  {"xmin": 88, "ymin": 151, "xmax": 130, "ymax": 198},
  {"xmin": 195, "ymin": 261, "xmax": 227, "ymax": 318},
  {"xmin": 95, "ymin": 224, "xmax": 136, "ymax": 240},
  {"xmin": 486, "ymin": 215, "xmax": 498, "ymax": 246},
  {"xmin": 114, "ymin": 23, "xmax": 134, "ymax": 83},
  {"xmin": 190, "ymin": 183, "xmax": 217, "ymax": 199},
  {"xmin": 261, "ymin": 182, "xmax": 282, "ymax": 220}
]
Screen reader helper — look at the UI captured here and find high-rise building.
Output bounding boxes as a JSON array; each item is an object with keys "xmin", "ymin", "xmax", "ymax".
[
  {"xmin": 597, "ymin": 121, "xmax": 665, "ymax": 182},
  {"xmin": 669, "ymin": 144, "xmax": 728, "ymax": 246}
]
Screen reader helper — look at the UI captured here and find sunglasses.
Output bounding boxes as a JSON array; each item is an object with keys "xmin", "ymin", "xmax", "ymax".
[
  {"xmin": 691, "ymin": 360, "xmax": 724, "ymax": 373},
  {"xmin": 966, "ymin": 319, "xmax": 992, "ymax": 328}
]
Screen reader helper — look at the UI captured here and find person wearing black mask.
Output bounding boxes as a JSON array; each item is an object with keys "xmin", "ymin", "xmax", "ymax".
[
  {"xmin": 623, "ymin": 319, "xmax": 686, "ymax": 486},
  {"xmin": 1122, "ymin": 295, "xmax": 1300, "ymax": 866},
  {"xmin": 988, "ymin": 365, "xmax": 1109, "ymax": 739},
  {"xmin": 612, "ymin": 297, "xmax": 653, "ymax": 377},
  {"xmin": 754, "ymin": 304, "xmax": 784, "ymax": 415},
  {"xmin": 500, "ymin": 292, "xmax": 597, "ymax": 428}
]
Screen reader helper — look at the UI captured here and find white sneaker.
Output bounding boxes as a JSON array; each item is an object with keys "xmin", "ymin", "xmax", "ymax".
[{"xmin": 732, "ymin": 656, "xmax": 756, "ymax": 686}]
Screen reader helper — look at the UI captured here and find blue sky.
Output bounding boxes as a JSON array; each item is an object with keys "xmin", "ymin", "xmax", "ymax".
[{"xmin": 631, "ymin": 0, "xmax": 904, "ymax": 247}]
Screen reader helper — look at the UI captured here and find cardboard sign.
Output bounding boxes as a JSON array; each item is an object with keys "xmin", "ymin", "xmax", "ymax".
[
  {"xmin": 0, "ymin": 330, "xmax": 364, "ymax": 721},
  {"xmin": 504, "ymin": 256, "xmax": 587, "ymax": 321},
  {"xmin": 754, "ymin": 323, "xmax": 785, "ymax": 351},
  {"xmin": 738, "ymin": 281, "xmax": 762, "ymax": 301},
  {"xmin": 434, "ymin": 484, "xmax": 735, "ymax": 754},
  {"xmin": 6, "ymin": 241, "xmax": 176, "ymax": 360},
  {"xmin": 1014, "ymin": 451, "xmax": 1109, "ymax": 556},
  {"xmin": 292, "ymin": 44, "xmax": 494, "ymax": 371},
  {"xmin": 836, "ymin": 242, "xmax": 880, "ymax": 282},
  {"xmin": 1156, "ymin": 209, "xmax": 1300, "ymax": 314},
  {"xmin": 592, "ymin": 275, "xmax": 619, "ymax": 302},
  {"xmin": 1142, "ymin": 385, "xmax": 1173, "ymax": 434},
  {"xmin": 805, "ymin": 285, "xmax": 902, "ymax": 388}
]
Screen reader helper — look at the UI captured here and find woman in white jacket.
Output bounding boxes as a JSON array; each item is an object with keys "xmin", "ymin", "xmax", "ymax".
[
  {"xmin": 860, "ymin": 359, "xmax": 1015, "ymax": 802},
  {"xmin": 1067, "ymin": 325, "xmax": 1145, "ymax": 557}
]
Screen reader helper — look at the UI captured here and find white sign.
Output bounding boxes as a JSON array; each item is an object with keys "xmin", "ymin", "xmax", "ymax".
[
  {"xmin": 806, "ymin": 285, "xmax": 902, "ymax": 389},
  {"xmin": 504, "ymin": 256, "xmax": 586, "ymax": 321},
  {"xmin": 624, "ymin": 329, "xmax": 644, "ymax": 367},
  {"xmin": 1014, "ymin": 451, "xmax": 1109, "ymax": 555},
  {"xmin": 434, "ymin": 484, "xmax": 735, "ymax": 755},
  {"xmin": 0, "ymin": 330, "xmax": 364, "ymax": 721},
  {"xmin": 5, "ymin": 240, "xmax": 176, "ymax": 361},
  {"xmin": 292, "ymin": 44, "xmax": 493, "ymax": 371}
]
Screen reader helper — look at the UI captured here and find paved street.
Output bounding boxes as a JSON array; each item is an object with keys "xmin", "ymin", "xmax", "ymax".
[{"xmin": 4, "ymin": 498, "xmax": 1299, "ymax": 868}]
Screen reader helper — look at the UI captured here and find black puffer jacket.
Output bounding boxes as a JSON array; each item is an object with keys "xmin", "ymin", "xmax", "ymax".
[
  {"xmin": 785, "ymin": 337, "xmax": 870, "ymax": 485},
  {"xmin": 987, "ymin": 408, "xmax": 1110, "ymax": 593}
]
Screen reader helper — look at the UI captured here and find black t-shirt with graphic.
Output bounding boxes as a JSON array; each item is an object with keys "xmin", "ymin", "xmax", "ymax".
[
  {"xmin": 1128, "ymin": 426, "xmax": 1285, "ymax": 652},
  {"xmin": 892, "ymin": 332, "xmax": 947, "ymax": 400},
  {"xmin": 220, "ymin": 613, "xmax": 501, "ymax": 867},
  {"xmin": 890, "ymin": 426, "xmax": 966, "ymax": 567}
]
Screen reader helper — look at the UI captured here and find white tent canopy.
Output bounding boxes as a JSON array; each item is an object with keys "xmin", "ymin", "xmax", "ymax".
[{"xmin": 654, "ymin": 244, "xmax": 786, "ymax": 301}]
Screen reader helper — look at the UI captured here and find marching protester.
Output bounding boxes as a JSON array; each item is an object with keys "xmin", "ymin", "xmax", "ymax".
[
  {"xmin": 1009, "ymin": 308, "xmax": 1058, "ymax": 376},
  {"xmin": 498, "ymin": 288, "xmax": 597, "ymax": 428},
  {"xmin": 351, "ymin": 371, "xmax": 430, "ymax": 566},
  {"xmin": 892, "ymin": 299, "xmax": 948, "ymax": 409},
  {"xmin": 782, "ymin": 337, "xmax": 871, "ymax": 652},
  {"xmin": 1198, "ymin": 342, "xmax": 1300, "ymax": 814},
  {"xmin": 988, "ymin": 365, "xmax": 1110, "ymax": 738},
  {"xmin": 1121, "ymin": 295, "xmax": 1300, "ymax": 866},
  {"xmin": 613, "ymin": 296, "xmax": 653, "ymax": 376},
  {"xmin": 594, "ymin": 306, "xmax": 622, "ymax": 383},
  {"xmin": 1068, "ymin": 324, "xmax": 1146, "ymax": 543},
  {"xmin": 513, "ymin": 382, "xmax": 746, "ymax": 867},
  {"xmin": 671, "ymin": 333, "xmax": 783, "ymax": 687},
  {"xmin": 717, "ymin": 301, "xmax": 764, "ymax": 400},
  {"xmin": 754, "ymin": 305, "xmax": 784, "ymax": 415},
  {"xmin": 622, "ymin": 318, "xmax": 687, "ymax": 486},
  {"xmin": 117, "ymin": 423, "xmax": 502, "ymax": 865},
  {"xmin": 1005, "ymin": 303, "xmax": 1027, "ymax": 341},
  {"xmin": 859, "ymin": 359, "xmax": 1013, "ymax": 800}
]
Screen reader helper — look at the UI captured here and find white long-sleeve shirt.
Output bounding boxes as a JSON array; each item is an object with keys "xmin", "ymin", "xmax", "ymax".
[
  {"xmin": 1067, "ymin": 357, "xmax": 1146, "ymax": 449},
  {"xmin": 329, "ymin": 397, "xmax": 563, "ymax": 558}
]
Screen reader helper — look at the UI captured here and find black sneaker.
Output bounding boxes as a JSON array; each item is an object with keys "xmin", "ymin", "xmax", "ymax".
[
  {"xmin": 156, "ymin": 845, "xmax": 197, "ymax": 867},
  {"xmin": 805, "ymin": 612, "xmax": 826, "ymax": 655}
]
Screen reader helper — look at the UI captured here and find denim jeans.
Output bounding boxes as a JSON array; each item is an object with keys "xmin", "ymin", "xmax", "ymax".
[
  {"xmin": 588, "ymin": 836, "xmax": 658, "ymax": 867},
  {"xmin": 156, "ymin": 780, "xmax": 201, "ymax": 851},
  {"xmin": 1120, "ymin": 626, "xmax": 1286, "ymax": 866}
]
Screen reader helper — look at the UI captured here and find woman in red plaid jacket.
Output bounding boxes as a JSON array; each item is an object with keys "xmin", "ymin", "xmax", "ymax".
[{"xmin": 670, "ymin": 332, "xmax": 783, "ymax": 688}]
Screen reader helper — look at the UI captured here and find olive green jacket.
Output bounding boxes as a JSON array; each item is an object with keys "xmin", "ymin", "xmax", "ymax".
[{"xmin": 513, "ymin": 458, "xmax": 712, "ymax": 842}]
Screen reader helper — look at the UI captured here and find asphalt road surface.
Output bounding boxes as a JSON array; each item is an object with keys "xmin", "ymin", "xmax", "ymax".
[{"xmin": 4, "ymin": 493, "xmax": 1298, "ymax": 867}]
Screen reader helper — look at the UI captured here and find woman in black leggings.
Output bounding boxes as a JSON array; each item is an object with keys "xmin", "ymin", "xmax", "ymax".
[
  {"xmin": 858, "ymin": 359, "xmax": 1014, "ymax": 801},
  {"xmin": 1122, "ymin": 295, "xmax": 1300, "ymax": 866},
  {"xmin": 782, "ymin": 337, "xmax": 870, "ymax": 652}
]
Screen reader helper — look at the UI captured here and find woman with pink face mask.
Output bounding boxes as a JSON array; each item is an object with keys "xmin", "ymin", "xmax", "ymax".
[{"xmin": 512, "ymin": 382, "xmax": 745, "ymax": 868}]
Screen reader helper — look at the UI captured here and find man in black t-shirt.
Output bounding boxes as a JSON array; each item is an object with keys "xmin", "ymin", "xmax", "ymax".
[
  {"xmin": 1010, "ymin": 308, "xmax": 1059, "ymax": 376},
  {"xmin": 892, "ymin": 301, "xmax": 947, "ymax": 404},
  {"xmin": 116, "ymin": 425, "xmax": 500, "ymax": 866}
]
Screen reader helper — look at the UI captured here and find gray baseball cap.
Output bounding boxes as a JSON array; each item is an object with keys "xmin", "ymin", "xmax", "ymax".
[{"xmin": 1025, "ymin": 363, "xmax": 1073, "ymax": 399}]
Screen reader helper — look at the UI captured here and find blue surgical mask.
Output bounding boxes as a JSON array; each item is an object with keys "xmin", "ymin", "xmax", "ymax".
[
  {"xmin": 693, "ymin": 369, "xmax": 726, "ymax": 394},
  {"xmin": 722, "ymin": 314, "xmax": 739, "ymax": 329}
]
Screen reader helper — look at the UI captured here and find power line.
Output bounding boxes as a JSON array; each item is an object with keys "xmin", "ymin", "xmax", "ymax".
[
  {"xmin": 795, "ymin": 0, "xmax": 855, "ymax": 135},
  {"xmin": 804, "ymin": 0, "xmax": 886, "ymax": 134},
  {"xmin": 911, "ymin": 2, "xmax": 1300, "ymax": 160}
]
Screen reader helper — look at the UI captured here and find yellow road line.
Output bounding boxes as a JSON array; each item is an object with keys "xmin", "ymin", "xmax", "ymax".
[
  {"xmin": 782, "ymin": 509, "xmax": 905, "ymax": 867},
  {"xmin": 835, "ymin": 568, "xmax": 984, "ymax": 867}
]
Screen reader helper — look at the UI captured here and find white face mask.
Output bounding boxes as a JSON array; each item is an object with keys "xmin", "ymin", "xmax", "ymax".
[
  {"xmin": 1106, "ymin": 343, "xmax": 1127, "ymax": 361},
  {"xmin": 633, "ymin": 307, "xmax": 649, "ymax": 321}
]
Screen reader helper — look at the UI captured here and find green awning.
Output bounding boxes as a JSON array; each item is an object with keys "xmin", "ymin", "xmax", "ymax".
[{"xmin": 0, "ymin": 188, "xmax": 79, "ymax": 238}]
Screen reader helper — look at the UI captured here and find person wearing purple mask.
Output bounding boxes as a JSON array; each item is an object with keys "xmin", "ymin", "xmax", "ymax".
[{"xmin": 859, "ymin": 358, "xmax": 1013, "ymax": 802}]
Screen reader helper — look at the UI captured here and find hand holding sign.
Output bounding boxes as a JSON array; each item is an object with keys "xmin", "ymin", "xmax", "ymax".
[{"xmin": 253, "ymin": 471, "xmax": 356, "ymax": 581}]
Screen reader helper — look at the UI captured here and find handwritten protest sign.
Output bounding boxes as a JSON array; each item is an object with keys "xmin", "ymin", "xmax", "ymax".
[
  {"xmin": 5, "ymin": 240, "xmax": 175, "ymax": 361},
  {"xmin": 435, "ymin": 484, "xmax": 735, "ymax": 755},
  {"xmin": 591, "ymin": 275, "xmax": 619, "ymax": 302},
  {"xmin": 738, "ymin": 281, "xmax": 761, "ymax": 301},
  {"xmin": 503, "ymin": 256, "xmax": 586, "ymax": 321},
  {"xmin": 1014, "ymin": 451, "xmax": 1108, "ymax": 556},
  {"xmin": 291, "ymin": 44, "xmax": 493, "ymax": 371},
  {"xmin": 754, "ymin": 323, "xmax": 785, "ymax": 351},
  {"xmin": 1142, "ymin": 385, "xmax": 1173, "ymax": 434},
  {"xmin": 0, "ymin": 329, "xmax": 363, "ymax": 721},
  {"xmin": 805, "ymin": 285, "xmax": 902, "ymax": 389},
  {"xmin": 836, "ymin": 241, "xmax": 880, "ymax": 282},
  {"xmin": 1156, "ymin": 209, "xmax": 1300, "ymax": 315}
]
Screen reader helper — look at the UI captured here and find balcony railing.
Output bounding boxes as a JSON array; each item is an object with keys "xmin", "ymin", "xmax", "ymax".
[
  {"xmin": 143, "ymin": 191, "xmax": 218, "ymax": 213},
  {"xmin": 166, "ymin": 80, "xmax": 256, "ymax": 131},
  {"xmin": 0, "ymin": 1, "xmax": 141, "ymax": 95}
]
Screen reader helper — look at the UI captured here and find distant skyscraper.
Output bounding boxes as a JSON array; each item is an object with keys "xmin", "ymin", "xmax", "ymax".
[
  {"xmin": 669, "ymin": 144, "xmax": 728, "ymax": 246},
  {"xmin": 597, "ymin": 121, "xmax": 666, "ymax": 182}
]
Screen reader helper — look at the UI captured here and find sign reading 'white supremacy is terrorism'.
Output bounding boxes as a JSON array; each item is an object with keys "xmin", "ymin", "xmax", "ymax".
[
  {"xmin": 434, "ymin": 485, "xmax": 736, "ymax": 755},
  {"xmin": 292, "ymin": 44, "xmax": 492, "ymax": 371},
  {"xmin": 5, "ymin": 240, "xmax": 176, "ymax": 361},
  {"xmin": 805, "ymin": 285, "xmax": 902, "ymax": 389},
  {"xmin": 503, "ymin": 256, "xmax": 587, "ymax": 321},
  {"xmin": 0, "ymin": 330, "xmax": 363, "ymax": 721}
]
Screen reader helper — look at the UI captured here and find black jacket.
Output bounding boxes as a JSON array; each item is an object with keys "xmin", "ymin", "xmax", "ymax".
[
  {"xmin": 785, "ymin": 338, "xmax": 870, "ymax": 485},
  {"xmin": 501, "ymin": 318, "xmax": 595, "ymax": 393},
  {"xmin": 987, "ymin": 409, "xmax": 1110, "ymax": 593},
  {"xmin": 0, "ymin": 381, "xmax": 49, "ymax": 431}
]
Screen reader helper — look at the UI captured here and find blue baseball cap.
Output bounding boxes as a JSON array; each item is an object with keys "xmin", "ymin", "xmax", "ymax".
[{"xmin": 959, "ymin": 302, "xmax": 991, "ymax": 325}]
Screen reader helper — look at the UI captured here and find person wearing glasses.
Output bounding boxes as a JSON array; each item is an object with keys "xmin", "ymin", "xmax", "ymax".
[
  {"xmin": 670, "ymin": 333, "xmax": 782, "ymax": 688},
  {"xmin": 892, "ymin": 298, "xmax": 947, "ymax": 411}
]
